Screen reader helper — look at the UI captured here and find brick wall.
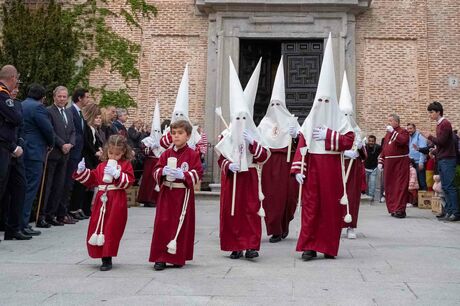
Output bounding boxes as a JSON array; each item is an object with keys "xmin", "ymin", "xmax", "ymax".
[
  {"xmin": 89, "ymin": 0, "xmax": 208, "ymax": 127},
  {"xmin": 356, "ymin": 0, "xmax": 460, "ymax": 140}
]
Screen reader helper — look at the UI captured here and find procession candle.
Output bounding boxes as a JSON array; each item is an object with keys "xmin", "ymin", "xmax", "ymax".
[{"xmin": 166, "ymin": 157, "xmax": 177, "ymax": 182}]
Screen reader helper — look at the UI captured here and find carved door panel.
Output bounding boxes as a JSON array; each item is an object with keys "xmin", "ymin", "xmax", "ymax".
[{"xmin": 282, "ymin": 41, "xmax": 323, "ymax": 124}]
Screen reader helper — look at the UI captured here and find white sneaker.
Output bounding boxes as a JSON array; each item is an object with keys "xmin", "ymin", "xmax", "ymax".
[
  {"xmin": 360, "ymin": 194, "xmax": 372, "ymax": 200},
  {"xmin": 346, "ymin": 227, "xmax": 357, "ymax": 239},
  {"xmin": 380, "ymin": 196, "xmax": 385, "ymax": 203},
  {"xmin": 406, "ymin": 203, "xmax": 413, "ymax": 208}
]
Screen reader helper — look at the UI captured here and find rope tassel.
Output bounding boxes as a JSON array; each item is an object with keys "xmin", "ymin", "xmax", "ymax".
[
  {"xmin": 340, "ymin": 154, "xmax": 352, "ymax": 224},
  {"xmin": 167, "ymin": 189, "xmax": 191, "ymax": 254},
  {"xmin": 88, "ymin": 190, "xmax": 108, "ymax": 246}
]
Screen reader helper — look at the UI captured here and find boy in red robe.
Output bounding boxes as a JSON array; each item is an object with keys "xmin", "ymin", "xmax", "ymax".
[{"xmin": 149, "ymin": 120, "xmax": 203, "ymax": 271}]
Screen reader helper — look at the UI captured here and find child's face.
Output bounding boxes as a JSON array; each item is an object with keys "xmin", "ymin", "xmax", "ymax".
[
  {"xmin": 107, "ymin": 145, "xmax": 125, "ymax": 161},
  {"xmin": 171, "ymin": 127, "xmax": 190, "ymax": 148}
]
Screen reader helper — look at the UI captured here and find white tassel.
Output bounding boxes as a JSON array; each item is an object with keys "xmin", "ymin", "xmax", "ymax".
[
  {"xmin": 257, "ymin": 205, "xmax": 266, "ymax": 218},
  {"xmin": 167, "ymin": 239, "xmax": 177, "ymax": 254},
  {"xmin": 155, "ymin": 184, "xmax": 160, "ymax": 192},
  {"xmin": 97, "ymin": 233, "xmax": 105, "ymax": 246},
  {"xmin": 340, "ymin": 194, "xmax": 349, "ymax": 205},
  {"xmin": 88, "ymin": 233, "xmax": 98, "ymax": 246},
  {"xmin": 258, "ymin": 189, "xmax": 265, "ymax": 202},
  {"xmin": 344, "ymin": 214, "xmax": 352, "ymax": 224}
]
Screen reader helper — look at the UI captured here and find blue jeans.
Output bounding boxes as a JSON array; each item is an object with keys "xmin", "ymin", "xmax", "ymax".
[
  {"xmin": 417, "ymin": 164, "xmax": 427, "ymax": 190},
  {"xmin": 437, "ymin": 158, "xmax": 459, "ymax": 216},
  {"xmin": 366, "ymin": 168, "xmax": 378, "ymax": 197}
]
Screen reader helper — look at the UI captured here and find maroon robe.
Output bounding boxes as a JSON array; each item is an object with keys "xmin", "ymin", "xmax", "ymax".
[
  {"xmin": 342, "ymin": 147, "xmax": 367, "ymax": 229},
  {"xmin": 291, "ymin": 129, "xmax": 354, "ymax": 256},
  {"xmin": 379, "ymin": 126, "xmax": 410, "ymax": 214},
  {"xmin": 137, "ymin": 147, "xmax": 159, "ymax": 205},
  {"xmin": 218, "ymin": 141, "xmax": 269, "ymax": 251},
  {"xmin": 262, "ymin": 146, "xmax": 298, "ymax": 236},
  {"xmin": 73, "ymin": 160, "xmax": 134, "ymax": 258},
  {"xmin": 149, "ymin": 145, "xmax": 203, "ymax": 266}
]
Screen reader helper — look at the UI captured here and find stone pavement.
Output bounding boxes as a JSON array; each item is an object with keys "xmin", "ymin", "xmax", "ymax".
[{"xmin": 1, "ymin": 199, "xmax": 460, "ymax": 306}]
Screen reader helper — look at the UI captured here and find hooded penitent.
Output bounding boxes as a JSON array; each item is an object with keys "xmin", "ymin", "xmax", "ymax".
[
  {"xmin": 215, "ymin": 57, "xmax": 263, "ymax": 172},
  {"xmin": 299, "ymin": 33, "xmax": 354, "ymax": 153},
  {"xmin": 141, "ymin": 100, "xmax": 164, "ymax": 158},
  {"xmin": 258, "ymin": 56, "xmax": 300, "ymax": 149},
  {"xmin": 169, "ymin": 64, "xmax": 201, "ymax": 146},
  {"xmin": 339, "ymin": 71, "xmax": 361, "ymax": 141}
]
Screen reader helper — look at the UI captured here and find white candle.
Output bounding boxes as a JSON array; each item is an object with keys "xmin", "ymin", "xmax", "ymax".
[
  {"xmin": 103, "ymin": 159, "xmax": 118, "ymax": 183},
  {"xmin": 166, "ymin": 157, "xmax": 177, "ymax": 182}
]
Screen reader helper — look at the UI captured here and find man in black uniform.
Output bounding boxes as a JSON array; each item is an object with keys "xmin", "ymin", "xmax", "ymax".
[
  {"xmin": 1, "ymin": 83, "xmax": 33, "ymax": 240},
  {"xmin": 0, "ymin": 65, "xmax": 22, "ymax": 242}
]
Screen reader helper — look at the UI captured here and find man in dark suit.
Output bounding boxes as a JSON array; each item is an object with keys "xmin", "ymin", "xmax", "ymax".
[
  {"xmin": 21, "ymin": 84, "xmax": 55, "ymax": 234},
  {"xmin": 64, "ymin": 88, "xmax": 90, "ymax": 221},
  {"xmin": 112, "ymin": 108, "xmax": 128, "ymax": 137},
  {"xmin": 37, "ymin": 86, "xmax": 75, "ymax": 227}
]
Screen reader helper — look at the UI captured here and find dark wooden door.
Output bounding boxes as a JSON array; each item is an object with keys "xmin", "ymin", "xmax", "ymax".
[
  {"xmin": 239, "ymin": 39, "xmax": 323, "ymax": 125},
  {"xmin": 282, "ymin": 41, "xmax": 323, "ymax": 124}
]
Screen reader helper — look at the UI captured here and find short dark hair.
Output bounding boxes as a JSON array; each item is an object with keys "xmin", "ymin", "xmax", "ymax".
[
  {"xmin": 368, "ymin": 135, "xmax": 376, "ymax": 141},
  {"xmin": 170, "ymin": 120, "xmax": 192, "ymax": 135},
  {"xmin": 427, "ymin": 101, "xmax": 443, "ymax": 116},
  {"xmin": 407, "ymin": 123, "xmax": 416, "ymax": 129},
  {"xmin": 27, "ymin": 84, "xmax": 46, "ymax": 100},
  {"xmin": 161, "ymin": 119, "xmax": 171, "ymax": 132},
  {"xmin": 72, "ymin": 88, "xmax": 88, "ymax": 103}
]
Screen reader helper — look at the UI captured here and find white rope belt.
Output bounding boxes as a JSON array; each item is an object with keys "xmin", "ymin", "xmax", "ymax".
[
  {"xmin": 97, "ymin": 185, "xmax": 121, "ymax": 191},
  {"xmin": 385, "ymin": 154, "xmax": 409, "ymax": 159},
  {"xmin": 163, "ymin": 181, "xmax": 186, "ymax": 189}
]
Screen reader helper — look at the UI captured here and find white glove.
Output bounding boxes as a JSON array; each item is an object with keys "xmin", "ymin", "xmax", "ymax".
[
  {"xmin": 295, "ymin": 173, "xmax": 305, "ymax": 185},
  {"xmin": 312, "ymin": 126, "xmax": 327, "ymax": 141},
  {"xmin": 344, "ymin": 150, "xmax": 359, "ymax": 159},
  {"xmin": 229, "ymin": 163, "xmax": 240, "ymax": 173},
  {"xmin": 243, "ymin": 130, "xmax": 255, "ymax": 145},
  {"xmin": 377, "ymin": 164, "xmax": 383, "ymax": 171},
  {"xmin": 162, "ymin": 166, "xmax": 173, "ymax": 176},
  {"xmin": 354, "ymin": 136, "xmax": 363, "ymax": 149},
  {"xmin": 171, "ymin": 168, "xmax": 185, "ymax": 180},
  {"xmin": 104, "ymin": 164, "xmax": 121, "ymax": 179},
  {"xmin": 77, "ymin": 158, "xmax": 86, "ymax": 174},
  {"xmin": 288, "ymin": 125, "xmax": 298, "ymax": 138},
  {"xmin": 386, "ymin": 125, "xmax": 394, "ymax": 133}
]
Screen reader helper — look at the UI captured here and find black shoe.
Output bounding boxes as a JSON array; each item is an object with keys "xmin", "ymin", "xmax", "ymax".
[
  {"xmin": 153, "ymin": 262, "xmax": 166, "ymax": 271},
  {"xmin": 22, "ymin": 227, "xmax": 41, "ymax": 236},
  {"xmin": 69, "ymin": 211, "xmax": 84, "ymax": 220},
  {"xmin": 172, "ymin": 264, "xmax": 183, "ymax": 268},
  {"xmin": 36, "ymin": 218, "xmax": 51, "ymax": 228},
  {"xmin": 301, "ymin": 250, "xmax": 317, "ymax": 261},
  {"xmin": 446, "ymin": 215, "xmax": 460, "ymax": 222},
  {"xmin": 4, "ymin": 231, "xmax": 32, "ymax": 240},
  {"xmin": 229, "ymin": 251, "xmax": 243, "ymax": 259},
  {"xmin": 100, "ymin": 257, "xmax": 112, "ymax": 271},
  {"xmin": 77, "ymin": 210, "xmax": 89, "ymax": 219},
  {"xmin": 392, "ymin": 211, "xmax": 406, "ymax": 219},
  {"xmin": 324, "ymin": 254, "xmax": 335, "ymax": 259},
  {"xmin": 436, "ymin": 213, "xmax": 446, "ymax": 218},
  {"xmin": 269, "ymin": 235, "xmax": 282, "ymax": 243},
  {"xmin": 47, "ymin": 217, "xmax": 64, "ymax": 226},
  {"xmin": 281, "ymin": 231, "xmax": 289, "ymax": 239},
  {"xmin": 438, "ymin": 214, "xmax": 451, "ymax": 221},
  {"xmin": 245, "ymin": 249, "xmax": 259, "ymax": 259}
]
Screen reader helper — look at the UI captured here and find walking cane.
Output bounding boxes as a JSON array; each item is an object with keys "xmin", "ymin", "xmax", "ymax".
[
  {"xmin": 297, "ymin": 147, "xmax": 308, "ymax": 231},
  {"xmin": 35, "ymin": 150, "xmax": 51, "ymax": 225}
]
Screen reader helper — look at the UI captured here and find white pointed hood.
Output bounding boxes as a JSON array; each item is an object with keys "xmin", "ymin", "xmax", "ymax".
[
  {"xmin": 168, "ymin": 64, "xmax": 201, "ymax": 146},
  {"xmin": 339, "ymin": 71, "xmax": 361, "ymax": 138},
  {"xmin": 142, "ymin": 100, "xmax": 165, "ymax": 157},
  {"xmin": 215, "ymin": 57, "xmax": 262, "ymax": 171},
  {"xmin": 244, "ymin": 58, "xmax": 262, "ymax": 117},
  {"xmin": 299, "ymin": 33, "xmax": 354, "ymax": 154},
  {"xmin": 258, "ymin": 56, "xmax": 300, "ymax": 149}
]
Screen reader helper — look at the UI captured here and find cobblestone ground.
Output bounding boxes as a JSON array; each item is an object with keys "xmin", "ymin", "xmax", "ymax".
[{"xmin": 1, "ymin": 198, "xmax": 460, "ymax": 306}]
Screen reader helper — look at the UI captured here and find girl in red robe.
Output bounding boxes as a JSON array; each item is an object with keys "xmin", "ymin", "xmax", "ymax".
[
  {"xmin": 73, "ymin": 135, "xmax": 135, "ymax": 271},
  {"xmin": 149, "ymin": 120, "xmax": 203, "ymax": 271}
]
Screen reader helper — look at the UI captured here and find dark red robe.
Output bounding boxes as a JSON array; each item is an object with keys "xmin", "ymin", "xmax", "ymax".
[
  {"xmin": 291, "ymin": 129, "xmax": 354, "ymax": 256},
  {"xmin": 73, "ymin": 160, "xmax": 134, "ymax": 258},
  {"xmin": 378, "ymin": 127, "xmax": 410, "ymax": 214},
  {"xmin": 149, "ymin": 145, "xmax": 203, "ymax": 266},
  {"xmin": 218, "ymin": 141, "xmax": 269, "ymax": 251},
  {"xmin": 262, "ymin": 146, "xmax": 298, "ymax": 236},
  {"xmin": 342, "ymin": 147, "xmax": 367, "ymax": 229},
  {"xmin": 137, "ymin": 147, "xmax": 159, "ymax": 205}
]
